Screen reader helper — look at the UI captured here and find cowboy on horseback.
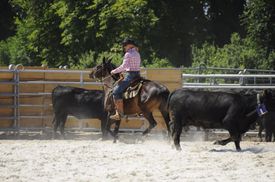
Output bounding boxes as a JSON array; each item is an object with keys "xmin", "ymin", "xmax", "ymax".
[{"xmin": 110, "ymin": 38, "xmax": 141, "ymax": 120}]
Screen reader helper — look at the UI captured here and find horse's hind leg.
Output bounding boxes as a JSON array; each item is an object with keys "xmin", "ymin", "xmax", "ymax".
[{"xmin": 142, "ymin": 112, "xmax": 157, "ymax": 135}]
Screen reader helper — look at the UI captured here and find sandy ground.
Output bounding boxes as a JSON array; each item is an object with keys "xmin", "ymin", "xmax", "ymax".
[{"xmin": 0, "ymin": 131, "xmax": 275, "ymax": 182}]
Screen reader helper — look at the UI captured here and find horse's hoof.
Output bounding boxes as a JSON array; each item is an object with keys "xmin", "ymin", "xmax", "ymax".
[{"xmin": 175, "ymin": 145, "xmax": 182, "ymax": 151}]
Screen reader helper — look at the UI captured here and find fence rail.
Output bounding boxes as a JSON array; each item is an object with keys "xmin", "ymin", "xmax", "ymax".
[
  {"xmin": 182, "ymin": 73, "xmax": 275, "ymax": 89},
  {"xmin": 182, "ymin": 65, "xmax": 275, "ymax": 74}
]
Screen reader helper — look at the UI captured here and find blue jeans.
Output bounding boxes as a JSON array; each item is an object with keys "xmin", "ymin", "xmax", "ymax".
[{"xmin": 113, "ymin": 71, "xmax": 140, "ymax": 99}]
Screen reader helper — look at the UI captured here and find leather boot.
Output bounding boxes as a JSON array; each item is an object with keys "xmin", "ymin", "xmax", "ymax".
[{"xmin": 110, "ymin": 99, "xmax": 124, "ymax": 120}]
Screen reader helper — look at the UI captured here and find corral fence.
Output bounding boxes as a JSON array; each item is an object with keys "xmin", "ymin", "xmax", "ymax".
[
  {"xmin": 1, "ymin": 64, "xmax": 275, "ymax": 133},
  {"xmin": 182, "ymin": 65, "xmax": 275, "ymax": 88},
  {"xmin": 0, "ymin": 65, "xmax": 181, "ymax": 132}
]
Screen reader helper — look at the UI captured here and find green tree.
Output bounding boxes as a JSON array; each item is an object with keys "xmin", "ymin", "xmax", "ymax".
[
  {"xmin": 2, "ymin": 0, "xmax": 272, "ymax": 69},
  {"xmin": 148, "ymin": 0, "xmax": 208, "ymax": 66},
  {"xmin": 89, "ymin": 0, "xmax": 158, "ymax": 60},
  {"xmin": 6, "ymin": 0, "xmax": 158, "ymax": 67},
  {"xmin": 147, "ymin": 0, "xmax": 247, "ymax": 67},
  {"xmin": 242, "ymin": 0, "xmax": 275, "ymax": 67},
  {"xmin": 205, "ymin": 0, "xmax": 246, "ymax": 46},
  {"xmin": 0, "ymin": 0, "xmax": 16, "ymax": 40},
  {"xmin": 192, "ymin": 33, "xmax": 268, "ymax": 69}
]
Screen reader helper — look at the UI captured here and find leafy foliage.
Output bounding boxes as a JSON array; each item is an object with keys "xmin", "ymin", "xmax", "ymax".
[
  {"xmin": 0, "ymin": 0, "xmax": 274, "ymax": 69},
  {"xmin": 192, "ymin": 33, "xmax": 270, "ymax": 69},
  {"xmin": 241, "ymin": 0, "xmax": 275, "ymax": 67}
]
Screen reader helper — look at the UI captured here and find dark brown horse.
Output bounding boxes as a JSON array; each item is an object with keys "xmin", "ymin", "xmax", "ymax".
[{"xmin": 89, "ymin": 58, "xmax": 171, "ymax": 141}]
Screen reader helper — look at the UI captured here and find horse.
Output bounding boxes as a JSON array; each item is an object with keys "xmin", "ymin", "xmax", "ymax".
[{"xmin": 89, "ymin": 58, "xmax": 171, "ymax": 142}]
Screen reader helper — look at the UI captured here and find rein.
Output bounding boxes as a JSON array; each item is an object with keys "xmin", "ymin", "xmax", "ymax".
[
  {"xmin": 102, "ymin": 75, "xmax": 113, "ymax": 81},
  {"xmin": 100, "ymin": 63, "xmax": 118, "ymax": 89},
  {"xmin": 93, "ymin": 62, "xmax": 120, "ymax": 89},
  {"xmin": 99, "ymin": 75, "xmax": 114, "ymax": 89}
]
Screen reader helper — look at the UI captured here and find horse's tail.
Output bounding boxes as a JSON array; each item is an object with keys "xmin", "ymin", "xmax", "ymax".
[
  {"xmin": 166, "ymin": 90, "xmax": 175, "ymax": 111},
  {"xmin": 159, "ymin": 88, "xmax": 170, "ymax": 111},
  {"xmin": 158, "ymin": 88, "xmax": 171, "ymax": 134}
]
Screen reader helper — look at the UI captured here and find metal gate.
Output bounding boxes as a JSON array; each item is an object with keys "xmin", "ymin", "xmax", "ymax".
[
  {"xmin": 182, "ymin": 73, "xmax": 275, "ymax": 89},
  {"xmin": 182, "ymin": 66, "xmax": 275, "ymax": 89}
]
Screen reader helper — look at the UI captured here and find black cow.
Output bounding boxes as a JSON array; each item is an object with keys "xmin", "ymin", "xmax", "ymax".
[
  {"xmin": 258, "ymin": 89, "xmax": 275, "ymax": 142},
  {"xmin": 52, "ymin": 85, "xmax": 107, "ymax": 138},
  {"xmin": 168, "ymin": 89, "xmax": 260, "ymax": 151}
]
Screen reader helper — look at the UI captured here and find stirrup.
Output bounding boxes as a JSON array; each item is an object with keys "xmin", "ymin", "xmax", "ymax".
[{"xmin": 110, "ymin": 113, "xmax": 121, "ymax": 120}]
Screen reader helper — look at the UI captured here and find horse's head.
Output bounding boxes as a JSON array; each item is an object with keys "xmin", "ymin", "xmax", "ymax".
[{"xmin": 89, "ymin": 57, "xmax": 115, "ymax": 79}]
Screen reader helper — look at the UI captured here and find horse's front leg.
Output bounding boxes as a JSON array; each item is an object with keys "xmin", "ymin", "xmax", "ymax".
[
  {"xmin": 101, "ymin": 113, "xmax": 111, "ymax": 140},
  {"xmin": 113, "ymin": 119, "xmax": 121, "ymax": 143},
  {"xmin": 142, "ymin": 112, "xmax": 157, "ymax": 135},
  {"xmin": 105, "ymin": 118, "xmax": 116, "ymax": 137},
  {"xmin": 106, "ymin": 111, "xmax": 121, "ymax": 142}
]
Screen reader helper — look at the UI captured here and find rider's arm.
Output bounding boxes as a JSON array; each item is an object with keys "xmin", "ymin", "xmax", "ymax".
[{"xmin": 111, "ymin": 52, "xmax": 131, "ymax": 74}]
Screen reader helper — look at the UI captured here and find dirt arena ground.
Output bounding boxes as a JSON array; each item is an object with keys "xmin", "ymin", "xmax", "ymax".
[{"xmin": 0, "ymin": 130, "xmax": 274, "ymax": 182}]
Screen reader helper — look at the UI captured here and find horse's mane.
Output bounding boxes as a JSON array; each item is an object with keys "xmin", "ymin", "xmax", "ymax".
[{"xmin": 106, "ymin": 62, "xmax": 120, "ymax": 81}]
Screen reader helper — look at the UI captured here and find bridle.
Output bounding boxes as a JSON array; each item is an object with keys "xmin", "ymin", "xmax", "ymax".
[
  {"xmin": 94, "ymin": 62, "xmax": 118, "ymax": 89},
  {"xmin": 102, "ymin": 76, "xmax": 114, "ymax": 89}
]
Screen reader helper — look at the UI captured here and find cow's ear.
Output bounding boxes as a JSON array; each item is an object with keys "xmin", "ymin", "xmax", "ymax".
[
  {"xmin": 103, "ymin": 57, "xmax": 106, "ymax": 64},
  {"xmin": 107, "ymin": 59, "xmax": 111, "ymax": 64}
]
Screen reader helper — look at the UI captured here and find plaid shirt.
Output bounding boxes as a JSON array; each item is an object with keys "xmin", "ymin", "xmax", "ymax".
[{"xmin": 111, "ymin": 48, "xmax": 141, "ymax": 74}]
